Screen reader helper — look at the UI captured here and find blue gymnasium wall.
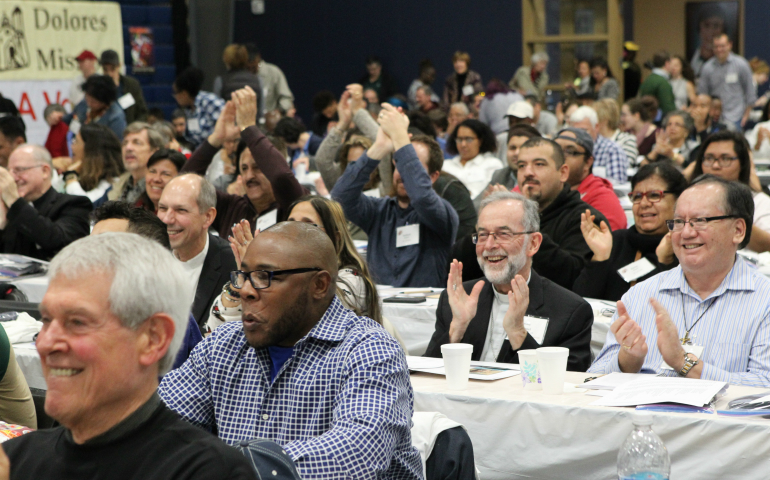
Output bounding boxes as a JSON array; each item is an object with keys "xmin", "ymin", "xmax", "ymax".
[
  {"xmin": 744, "ymin": 0, "xmax": 770, "ymax": 61},
  {"xmin": 232, "ymin": 0, "xmax": 523, "ymax": 121}
]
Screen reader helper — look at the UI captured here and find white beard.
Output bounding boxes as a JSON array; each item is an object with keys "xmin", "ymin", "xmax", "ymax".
[{"xmin": 477, "ymin": 243, "xmax": 528, "ymax": 286}]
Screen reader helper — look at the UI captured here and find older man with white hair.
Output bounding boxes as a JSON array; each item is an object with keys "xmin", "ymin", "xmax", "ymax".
[
  {"xmin": 0, "ymin": 144, "xmax": 91, "ymax": 260},
  {"xmin": 569, "ymin": 106, "xmax": 628, "ymax": 184},
  {"xmin": 425, "ymin": 191, "xmax": 593, "ymax": 371},
  {"xmin": 0, "ymin": 233, "xmax": 259, "ymax": 479},
  {"xmin": 509, "ymin": 52, "xmax": 550, "ymax": 101}
]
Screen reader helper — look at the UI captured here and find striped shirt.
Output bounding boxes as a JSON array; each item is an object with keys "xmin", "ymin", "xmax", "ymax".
[{"xmin": 589, "ymin": 256, "xmax": 770, "ymax": 387}]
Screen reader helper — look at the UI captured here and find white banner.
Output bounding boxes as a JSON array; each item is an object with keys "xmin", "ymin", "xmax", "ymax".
[
  {"xmin": 0, "ymin": 0, "xmax": 123, "ymax": 81},
  {"xmin": 1, "ymin": 80, "xmax": 71, "ymax": 145}
]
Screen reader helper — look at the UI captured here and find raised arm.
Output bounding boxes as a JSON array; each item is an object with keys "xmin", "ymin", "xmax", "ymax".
[
  {"xmin": 182, "ymin": 101, "xmax": 239, "ymax": 175},
  {"xmin": 233, "ymin": 86, "xmax": 306, "ymax": 212},
  {"xmin": 315, "ymin": 90, "xmax": 354, "ymax": 190}
]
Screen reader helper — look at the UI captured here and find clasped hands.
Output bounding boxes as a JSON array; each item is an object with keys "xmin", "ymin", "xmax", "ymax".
[
  {"xmin": 612, "ymin": 299, "xmax": 696, "ymax": 376},
  {"xmin": 446, "ymin": 259, "xmax": 529, "ymax": 349},
  {"xmin": 367, "ymin": 104, "xmax": 410, "ymax": 160},
  {"xmin": 208, "ymin": 86, "xmax": 259, "ymax": 148}
]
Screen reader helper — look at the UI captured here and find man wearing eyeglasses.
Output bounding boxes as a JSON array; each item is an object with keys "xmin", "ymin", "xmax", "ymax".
[
  {"xmin": 425, "ymin": 191, "xmax": 593, "ymax": 370},
  {"xmin": 589, "ymin": 175, "xmax": 770, "ymax": 386},
  {"xmin": 159, "ymin": 221, "xmax": 423, "ymax": 479},
  {"xmin": 554, "ymin": 127, "xmax": 627, "ymax": 231},
  {"xmin": 0, "ymin": 145, "xmax": 91, "ymax": 260}
]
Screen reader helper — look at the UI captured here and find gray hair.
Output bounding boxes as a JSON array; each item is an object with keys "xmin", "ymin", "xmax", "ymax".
[
  {"xmin": 478, "ymin": 190, "xmax": 540, "ymax": 232},
  {"xmin": 123, "ymin": 122, "xmax": 165, "ymax": 150},
  {"xmin": 196, "ymin": 175, "xmax": 217, "ymax": 212},
  {"xmin": 450, "ymin": 102, "xmax": 469, "ymax": 115},
  {"xmin": 154, "ymin": 121, "xmax": 176, "ymax": 146},
  {"xmin": 570, "ymin": 106, "xmax": 599, "ymax": 128},
  {"xmin": 16, "ymin": 144, "xmax": 53, "ymax": 168},
  {"xmin": 417, "ymin": 85, "xmax": 434, "ymax": 97},
  {"xmin": 48, "ymin": 233, "xmax": 192, "ymax": 374},
  {"xmin": 662, "ymin": 110, "xmax": 694, "ymax": 132},
  {"xmin": 531, "ymin": 52, "xmax": 550, "ymax": 64}
]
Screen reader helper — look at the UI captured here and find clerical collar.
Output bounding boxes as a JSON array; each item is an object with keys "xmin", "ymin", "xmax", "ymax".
[{"xmin": 65, "ymin": 393, "xmax": 162, "ymax": 446}]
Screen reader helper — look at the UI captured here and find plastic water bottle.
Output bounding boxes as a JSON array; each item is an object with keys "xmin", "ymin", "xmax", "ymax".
[{"xmin": 617, "ymin": 411, "xmax": 670, "ymax": 480}]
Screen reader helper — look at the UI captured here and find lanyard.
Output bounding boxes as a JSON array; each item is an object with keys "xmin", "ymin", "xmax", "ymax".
[{"xmin": 680, "ymin": 295, "xmax": 718, "ymax": 345}]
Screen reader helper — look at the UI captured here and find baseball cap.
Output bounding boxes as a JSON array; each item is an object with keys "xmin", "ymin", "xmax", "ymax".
[
  {"xmin": 76, "ymin": 50, "xmax": 97, "ymax": 62},
  {"xmin": 99, "ymin": 49, "xmax": 120, "ymax": 66},
  {"xmin": 505, "ymin": 101, "xmax": 534, "ymax": 120},
  {"xmin": 554, "ymin": 127, "xmax": 594, "ymax": 157}
]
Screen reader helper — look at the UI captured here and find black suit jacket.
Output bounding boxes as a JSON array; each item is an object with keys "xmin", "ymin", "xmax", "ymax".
[
  {"xmin": 192, "ymin": 234, "xmax": 237, "ymax": 330},
  {"xmin": 425, "ymin": 270, "xmax": 594, "ymax": 372},
  {"xmin": 0, "ymin": 187, "xmax": 91, "ymax": 261}
]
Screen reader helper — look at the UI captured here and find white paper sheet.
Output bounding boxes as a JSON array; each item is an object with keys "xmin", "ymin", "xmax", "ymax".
[
  {"xmin": 406, "ymin": 356, "xmax": 520, "ymax": 381},
  {"xmin": 591, "ymin": 376, "xmax": 727, "ymax": 407},
  {"xmin": 576, "ymin": 372, "xmax": 650, "ymax": 390}
]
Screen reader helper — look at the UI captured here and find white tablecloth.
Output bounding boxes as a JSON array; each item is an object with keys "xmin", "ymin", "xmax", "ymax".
[
  {"xmin": 13, "ymin": 343, "xmax": 45, "ymax": 390},
  {"xmin": 412, "ymin": 371, "xmax": 770, "ymax": 479},
  {"xmin": 382, "ymin": 292, "xmax": 613, "ymax": 358}
]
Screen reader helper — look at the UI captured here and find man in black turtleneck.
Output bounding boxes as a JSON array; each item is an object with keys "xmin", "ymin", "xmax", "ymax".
[{"xmin": 516, "ymin": 137, "xmax": 609, "ymax": 289}]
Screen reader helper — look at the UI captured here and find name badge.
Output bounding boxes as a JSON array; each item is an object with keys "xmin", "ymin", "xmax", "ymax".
[
  {"xmin": 462, "ymin": 84, "xmax": 475, "ymax": 97},
  {"xmin": 660, "ymin": 344, "xmax": 704, "ymax": 370},
  {"xmin": 187, "ymin": 118, "xmax": 201, "ymax": 132},
  {"xmin": 256, "ymin": 209, "xmax": 278, "ymax": 232},
  {"xmin": 117, "ymin": 93, "xmax": 136, "ymax": 109},
  {"xmin": 363, "ymin": 188, "xmax": 381, "ymax": 198},
  {"xmin": 592, "ymin": 165, "xmax": 607, "ymax": 179},
  {"xmin": 617, "ymin": 257, "xmax": 656, "ymax": 283},
  {"xmin": 523, "ymin": 315, "xmax": 549, "ymax": 344},
  {"xmin": 396, "ymin": 224, "xmax": 420, "ymax": 248},
  {"xmin": 725, "ymin": 73, "xmax": 738, "ymax": 84}
]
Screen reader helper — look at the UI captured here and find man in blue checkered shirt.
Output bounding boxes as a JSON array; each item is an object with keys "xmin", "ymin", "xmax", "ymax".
[
  {"xmin": 173, "ymin": 66, "xmax": 225, "ymax": 148},
  {"xmin": 159, "ymin": 221, "xmax": 423, "ymax": 479},
  {"xmin": 569, "ymin": 106, "xmax": 628, "ymax": 184}
]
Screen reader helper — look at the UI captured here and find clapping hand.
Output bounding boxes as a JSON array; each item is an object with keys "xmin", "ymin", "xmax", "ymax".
[
  {"xmin": 228, "ymin": 219, "xmax": 256, "ymax": 269},
  {"xmin": 346, "ymin": 84, "xmax": 366, "ymax": 112},
  {"xmin": 446, "ymin": 259, "xmax": 485, "ymax": 343},
  {"xmin": 611, "ymin": 301, "xmax": 648, "ymax": 373},
  {"xmin": 651, "ymin": 298, "xmax": 687, "ymax": 372},
  {"xmin": 337, "ymin": 90, "xmax": 353, "ymax": 130},
  {"xmin": 503, "ymin": 275, "xmax": 530, "ymax": 349},
  {"xmin": 377, "ymin": 104, "xmax": 410, "ymax": 150},
  {"xmin": 653, "ymin": 130, "xmax": 674, "ymax": 159},
  {"xmin": 209, "ymin": 101, "xmax": 239, "ymax": 148},
  {"xmin": 0, "ymin": 168, "xmax": 19, "ymax": 208},
  {"xmin": 580, "ymin": 209, "xmax": 612, "ymax": 261},
  {"xmin": 232, "ymin": 86, "xmax": 258, "ymax": 130},
  {"xmin": 656, "ymin": 232, "xmax": 674, "ymax": 265}
]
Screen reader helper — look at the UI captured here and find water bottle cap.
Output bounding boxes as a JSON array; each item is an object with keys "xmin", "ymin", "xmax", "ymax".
[{"xmin": 631, "ymin": 411, "xmax": 653, "ymax": 426}]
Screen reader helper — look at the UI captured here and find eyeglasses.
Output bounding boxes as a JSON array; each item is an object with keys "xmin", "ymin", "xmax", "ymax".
[
  {"xmin": 665, "ymin": 215, "xmax": 737, "ymax": 232},
  {"xmin": 456, "ymin": 136, "xmax": 478, "ymax": 144},
  {"xmin": 472, "ymin": 230, "xmax": 534, "ymax": 244},
  {"xmin": 703, "ymin": 155, "xmax": 739, "ymax": 167},
  {"xmin": 563, "ymin": 147, "xmax": 588, "ymax": 158},
  {"xmin": 9, "ymin": 164, "xmax": 44, "ymax": 176},
  {"xmin": 230, "ymin": 268, "xmax": 321, "ymax": 290},
  {"xmin": 628, "ymin": 190, "xmax": 673, "ymax": 203}
]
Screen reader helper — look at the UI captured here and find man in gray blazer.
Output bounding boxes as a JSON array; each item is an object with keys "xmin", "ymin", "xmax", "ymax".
[{"xmin": 426, "ymin": 190, "xmax": 593, "ymax": 371}]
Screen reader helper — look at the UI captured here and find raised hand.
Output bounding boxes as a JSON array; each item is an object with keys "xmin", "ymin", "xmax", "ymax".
[
  {"xmin": 228, "ymin": 219, "xmax": 256, "ymax": 269},
  {"xmin": 377, "ymin": 103, "xmax": 410, "ymax": 150},
  {"xmin": 208, "ymin": 101, "xmax": 237, "ymax": 147},
  {"xmin": 0, "ymin": 168, "xmax": 19, "ymax": 207},
  {"xmin": 446, "ymin": 259, "xmax": 485, "ymax": 343},
  {"xmin": 346, "ymin": 84, "xmax": 366, "ymax": 112},
  {"xmin": 337, "ymin": 90, "xmax": 353, "ymax": 130},
  {"xmin": 503, "ymin": 275, "xmax": 530, "ymax": 349},
  {"xmin": 580, "ymin": 209, "xmax": 612, "ymax": 261},
  {"xmin": 232, "ymin": 86, "xmax": 258, "ymax": 129},
  {"xmin": 651, "ymin": 298, "xmax": 687, "ymax": 371},
  {"xmin": 656, "ymin": 232, "xmax": 674, "ymax": 265},
  {"xmin": 611, "ymin": 300, "xmax": 648, "ymax": 373}
]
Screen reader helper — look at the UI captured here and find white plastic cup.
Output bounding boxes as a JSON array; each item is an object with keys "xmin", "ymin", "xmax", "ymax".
[
  {"xmin": 517, "ymin": 350, "xmax": 542, "ymax": 390},
  {"xmin": 536, "ymin": 347, "xmax": 569, "ymax": 394},
  {"xmin": 441, "ymin": 343, "xmax": 473, "ymax": 390}
]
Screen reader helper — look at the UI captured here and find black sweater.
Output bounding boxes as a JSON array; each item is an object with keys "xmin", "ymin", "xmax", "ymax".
[
  {"xmin": 533, "ymin": 185, "xmax": 609, "ymax": 289},
  {"xmin": 572, "ymin": 226, "xmax": 678, "ymax": 301},
  {"xmin": 3, "ymin": 401, "xmax": 256, "ymax": 480}
]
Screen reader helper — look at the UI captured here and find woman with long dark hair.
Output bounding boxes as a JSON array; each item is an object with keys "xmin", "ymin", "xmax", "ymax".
[{"xmin": 63, "ymin": 123, "xmax": 124, "ymax": 204}]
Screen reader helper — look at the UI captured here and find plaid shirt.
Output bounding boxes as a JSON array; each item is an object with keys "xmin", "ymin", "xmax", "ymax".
[
  {"xmin": 184, "ymin": 91, "xmax": 225, "ymax": 147},
  {"xmin": 159, "ymin": 297, "xmax": 423, "ymax": 480},
  {"xmin": 592, "ymin": 134, "xmax": 629, "ymax": 184}
]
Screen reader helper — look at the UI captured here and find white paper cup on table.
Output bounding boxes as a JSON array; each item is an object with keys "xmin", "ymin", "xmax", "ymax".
[
  {"xmin": 441, "ymin": 343, "xmax": 473, "ymax": 390},
  {"xmin": 536, "ymin": 347, "xmax": 569, "ymax": 394},
  {"xmin": 517, "ymin": 350, "xmax": 542, "ymax": 390}
]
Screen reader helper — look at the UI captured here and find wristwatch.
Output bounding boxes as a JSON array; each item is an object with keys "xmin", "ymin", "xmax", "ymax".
[
  {"xmin": 678, "ymin": 351, "xmax": 699, "ymax": 377},
  {"xmin": 62, "ymin": 170, "xmax": 79, "ymax": 182}
]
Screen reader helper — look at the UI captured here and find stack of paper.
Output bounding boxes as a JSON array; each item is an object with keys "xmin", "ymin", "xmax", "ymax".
[
  {"xmin": 590, "ymin": 376, "xmax": 727, "ymax": 407},
  {"xmin": 406, "ymin": 356, "xmax": 519, "ymax": 381}
]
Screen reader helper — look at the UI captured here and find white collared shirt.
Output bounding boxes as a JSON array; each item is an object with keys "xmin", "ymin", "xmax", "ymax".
[{"xmin": 441, "ymin": 152, "xmax": 503, "ymax": 198}]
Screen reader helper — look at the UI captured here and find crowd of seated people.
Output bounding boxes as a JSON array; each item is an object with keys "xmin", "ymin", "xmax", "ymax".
[{"xmin": 2, "ymin": 31, "xmax": 770, "ymax": 479}]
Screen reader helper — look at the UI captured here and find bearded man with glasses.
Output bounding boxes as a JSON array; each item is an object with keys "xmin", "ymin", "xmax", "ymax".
[
  {"xmin": 425, "ymin": 191, "xmax": 593, "ymax": 370},
  {"xmin": 159, "ymin": 221, "xmax": 422, "ymax": 480},
  {"xmin": 589, "ymin": 175, "xmax": 770, "ymax": 387}
]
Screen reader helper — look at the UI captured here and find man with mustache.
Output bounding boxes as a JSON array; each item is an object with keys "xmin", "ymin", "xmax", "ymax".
[
  {"xmin": 159, "ymin": 221, "xmax": 422, "ymax": 479},
  {"xmin": 516, "ymin": 137, "xmax": 609, "ymax": 289},
  {"xmin": 425, "ymin": 191, "xmax": 593, "ymax": 370}
]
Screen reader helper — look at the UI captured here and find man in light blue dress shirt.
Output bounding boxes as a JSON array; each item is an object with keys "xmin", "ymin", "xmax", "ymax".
[{"xmin": 590, "ymin": 175, "xmax": 770, "ymax": 387}]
